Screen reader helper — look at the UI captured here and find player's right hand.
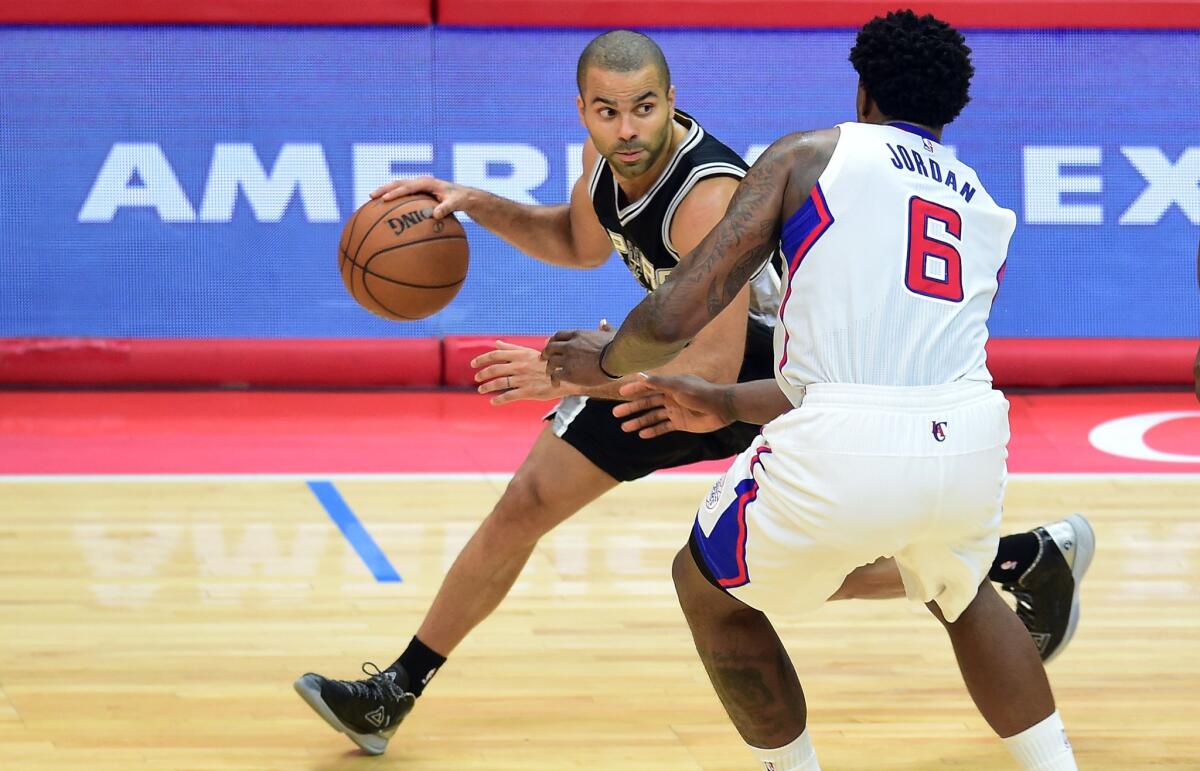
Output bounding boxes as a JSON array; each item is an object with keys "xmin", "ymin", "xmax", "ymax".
[
  {"xmin": 613, "ymin": 374, "xmax": 735, "ymax": 438},
  {"xmin": 371, "ymin": 176, "xmax": 470, "ymax": 219}
]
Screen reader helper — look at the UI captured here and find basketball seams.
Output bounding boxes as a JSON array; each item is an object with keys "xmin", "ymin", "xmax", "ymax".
[
  {"xmin": 350, "ymin": 194, "xmax": 433, "ymax": 264},
  {"xmin": 360, "ymin": 272, "xmax": 465, "ymax": 290},
  {"xmin": 351, "ymin": 194, "xmax": 429, "ymax": 262},
  {"xmin": 355, "ymin": 234, "xmax": 468, "ymax": 267},
  {"xmin": 341, "ymin": 196, "xmax": 469, "ymax": 321},
  {"xmin": 352, "ymin": 259, "xmax": 422, "ymax": 321},
  {"xmin": 348, "ymin": 237, "xmax": 466, "ymax": 318},
  {"xmin": 358, "ymin": 235, "xmax": 467, "ymax": 293}
]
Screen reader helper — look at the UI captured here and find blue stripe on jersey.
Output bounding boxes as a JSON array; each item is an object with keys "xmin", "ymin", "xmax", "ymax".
[
  {"xmin": 780, "ymin": 195, "xmax": 822, "ymax": 263},
  {"xmin": 777, "ymin": 184, "xmax": 833, "ymax": 370}
]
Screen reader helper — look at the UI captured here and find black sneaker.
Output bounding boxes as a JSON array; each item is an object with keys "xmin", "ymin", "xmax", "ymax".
[
  {"xmin": 294, "ymin": 663, "xmax": 415, "ymax": 755},
  {"xmin": 1002, "ymin": 514, "xmax": 1096, "ymax": 663}
]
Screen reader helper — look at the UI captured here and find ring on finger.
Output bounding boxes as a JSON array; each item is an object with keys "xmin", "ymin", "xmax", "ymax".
[{"xmin": 507, "ymin": 375, "xmax": 512, "ymax": 389}]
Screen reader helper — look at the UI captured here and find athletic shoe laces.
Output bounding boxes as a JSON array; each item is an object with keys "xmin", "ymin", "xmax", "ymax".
[{"xmin": 345, "ymin": 662, "xmax": 408, "ymax": 704}]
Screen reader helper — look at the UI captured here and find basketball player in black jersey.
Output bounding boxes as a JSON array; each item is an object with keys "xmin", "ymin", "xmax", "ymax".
[{"xmin": 293, "ymin": 30, "xmax": 1093, "ymax": 756}]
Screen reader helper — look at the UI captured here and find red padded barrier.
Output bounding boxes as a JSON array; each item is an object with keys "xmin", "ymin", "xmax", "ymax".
[
  {"xmin": 443, "ymin": 335, "xmax": 548, "ymax": 387},
  {"xmin": 985, "ymin": 338, "xmax": 1199, "ymax": 388},
  {"xmin": 6, "ymin": 0, "xmax": 1196, "ymax": 27},
  {"xmin": 444, "ymin": 336, "xmax": 1199, "ymax": 389},
  {"xmin": 0, "ymin": 338, "xmax": 441, "ymax": 387},
  {"xmin": 0, "ymin": 337, "xmax": 1193, "ymax": 388},
  {"xmin": 0, "ymin": 0, "xmax": 431, "ymax": 25},
  {"xmin": 438, "ymin": 0, "xmax": 1200, "ymax": 29}
]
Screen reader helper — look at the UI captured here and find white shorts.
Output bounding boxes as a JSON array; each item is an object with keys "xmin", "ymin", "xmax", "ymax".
[{"xmin": 689, "ymin": 380, "xmax": 1009, "ymax": 623}]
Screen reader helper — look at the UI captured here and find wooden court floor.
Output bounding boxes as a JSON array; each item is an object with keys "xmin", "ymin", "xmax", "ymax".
[{"xmin": 0, "ymin": 475, "xmax": 1196, "ymax": 769}]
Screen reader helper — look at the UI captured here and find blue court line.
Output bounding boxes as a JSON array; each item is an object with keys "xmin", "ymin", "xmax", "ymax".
[{"xmin": 306, "ymin": 480, "xmax": 401, "ymax": 583}]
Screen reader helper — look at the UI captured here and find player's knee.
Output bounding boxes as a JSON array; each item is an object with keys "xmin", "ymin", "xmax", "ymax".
[
  {"xmin": 671, "ymin": 546, "xmax": 706, "ymax": 609},
  {"xmin": 928, "ymin": 580, "xmax": 990, "ymax": 628},
  {"xmin": 485, "ymin": 472, "xmax": 560, "ymax": 544}
]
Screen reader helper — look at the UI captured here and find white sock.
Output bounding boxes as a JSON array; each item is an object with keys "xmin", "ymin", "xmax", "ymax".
[
  {"xmin": 1001, "ymin": 710, "xmax": 1077, "ymax": 770},
  {"xmin": 748, "ymin": 728, "xmax": 820, "ymax": 771}
]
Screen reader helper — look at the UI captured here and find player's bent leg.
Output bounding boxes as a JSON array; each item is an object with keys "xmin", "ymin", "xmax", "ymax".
[
  {"xmin": 931, "ymin": 581, "xmax": 1077, "ymax": 769},
  {"xmin": 672, "ymin": 545, "xmax": 817, "ymax": 769},
  {"xmin": 835, "ymin": 515, "xmax": 1096, "ymax": 663},
  {"xmin": 415, "ymin": 426, "xmax": 619, "ymax": 655},
  {"xmin": 295, "ymin": 426, "xmax": 619, "ymax": 754}
]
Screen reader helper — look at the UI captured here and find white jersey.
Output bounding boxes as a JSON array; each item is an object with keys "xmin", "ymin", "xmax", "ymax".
[{"xmin": 773, "ymin": 121, "xmax": 1016, "ymax": 399}]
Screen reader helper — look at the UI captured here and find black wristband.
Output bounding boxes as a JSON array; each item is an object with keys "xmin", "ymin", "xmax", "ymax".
[{"xmin": 597, "ymin": 340, "xmax": 623, "ymax": 380}]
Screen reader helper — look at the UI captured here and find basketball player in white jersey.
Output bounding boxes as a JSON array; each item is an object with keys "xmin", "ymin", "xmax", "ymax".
[
  {"xmin": 546, "ymin": 13, "xmax": 1079, "ymax": 769},
  {"xmin": 295, "ymin": 29, "xmax": 1090, "ymax": 758}
]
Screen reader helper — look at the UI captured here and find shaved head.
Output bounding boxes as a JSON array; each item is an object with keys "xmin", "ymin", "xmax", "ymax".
[{"xmin": 576, "ymin": 30, "xmax": 671, "ymax": 96}]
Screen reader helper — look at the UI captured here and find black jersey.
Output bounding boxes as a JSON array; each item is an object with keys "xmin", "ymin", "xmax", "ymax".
[{"xmin": 587, "ymin": 110, "xmax": 782, "ymax": 319}]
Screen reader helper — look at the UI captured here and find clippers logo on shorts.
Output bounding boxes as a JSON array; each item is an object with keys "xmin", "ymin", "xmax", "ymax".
[
  {"xmin": 932, "ymin": 421, "xmax": 948, "ymax": 442},
  {"xmin": 704, "ymin": 477, "xmax": 726, "ymax": 510},
  {"xmin": 692, "ymin": 446, "xmax": 771, "ymax": 590}
]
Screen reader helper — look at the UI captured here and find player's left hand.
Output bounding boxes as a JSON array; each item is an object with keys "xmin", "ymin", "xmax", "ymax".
[
  {"xmin": 472, "ymin": 340, "xmax": 577, "ymax": 405},
  {"xmin": 542, "ymin": 328, "xmax": 618, "ymax": 387},
  {"xmin": 613, "ymin": 373, "xmax": 735, "ymax": 438}
]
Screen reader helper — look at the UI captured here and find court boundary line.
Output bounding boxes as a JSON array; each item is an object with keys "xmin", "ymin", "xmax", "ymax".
[
  {"xmin": 1, "ymin": 472, "xmax": 1198, "ymax": 483},
  {"xmin": 306, "ymin": 480, "xmax": 401, "ymax": 583}
]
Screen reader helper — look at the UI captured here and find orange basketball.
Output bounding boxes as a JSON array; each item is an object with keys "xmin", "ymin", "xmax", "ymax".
[{"xmin": 338, "ymin": 195, "xmax": 469, "ymax": 320}]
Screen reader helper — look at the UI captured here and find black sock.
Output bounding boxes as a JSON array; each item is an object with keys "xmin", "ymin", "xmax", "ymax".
[
  {"xmin": 988, "ymin": 531, "xmax": 1042, "ymax": 583},
  {"xmin": 390, "ymin": 636, "xmax": 446, "ymax": 697}
]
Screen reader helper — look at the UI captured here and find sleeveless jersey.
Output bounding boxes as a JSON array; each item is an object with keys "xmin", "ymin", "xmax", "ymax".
[
  {"xmin": 588, "ymin": 110, "xmax": 782, "ymax": 324},
  {"xmin": 774, "ymin": 121, "xmax": 1016, "ymax": 394}
]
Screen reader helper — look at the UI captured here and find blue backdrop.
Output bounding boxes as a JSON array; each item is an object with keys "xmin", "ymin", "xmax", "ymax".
[{"xmin": 1, "ymin": 27, "xmax": 1197, "ymax": 338}]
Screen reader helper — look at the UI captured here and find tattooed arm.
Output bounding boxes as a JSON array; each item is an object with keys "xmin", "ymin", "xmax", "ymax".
[
  {"xmin": 543, "ymin": 129, "xmax": 838, "ymax": 385},
  {"xmin": 599, "ymin": 130, "xmax": 837, "ymax": 375}
]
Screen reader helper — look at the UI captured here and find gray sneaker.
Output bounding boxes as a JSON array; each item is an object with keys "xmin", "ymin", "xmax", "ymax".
[
  {"xmin": 1002, "ymin": 514, "xmax": 1096, "ymax": 663},
  {"xmin": 294, "ymin": 663, "xmax": 415, "ymax": 755}
]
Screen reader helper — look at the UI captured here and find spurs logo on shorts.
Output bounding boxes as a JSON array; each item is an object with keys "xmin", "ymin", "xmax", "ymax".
[{"xmin": 932, "ymin": 421, "xmax": 948, "ymax": 442}]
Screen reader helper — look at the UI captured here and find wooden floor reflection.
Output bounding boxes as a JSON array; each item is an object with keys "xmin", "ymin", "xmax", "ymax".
[{"xmin": 1, "ymin": 475, "xmax": 1196, "ymax": 769}]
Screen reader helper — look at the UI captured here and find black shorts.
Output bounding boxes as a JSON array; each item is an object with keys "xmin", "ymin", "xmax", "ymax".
[{"xmin": 545, "ymin": 318, "xmax": 776, "ymax": 482}]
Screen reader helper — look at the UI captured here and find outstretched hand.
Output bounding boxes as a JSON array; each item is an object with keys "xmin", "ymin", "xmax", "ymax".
[
  {"xmin": 612, "ymin": 374, "xmax": 735, "ymax": 438},
  {"xmin": 472, "ymin": 340, "xmax": 575, "ymax": 405}
]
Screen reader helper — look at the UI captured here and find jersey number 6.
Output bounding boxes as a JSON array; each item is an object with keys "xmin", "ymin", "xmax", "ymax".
[{"xmin": 905, "ymin": 196, "xmax": 963, "ymax": 302}]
